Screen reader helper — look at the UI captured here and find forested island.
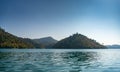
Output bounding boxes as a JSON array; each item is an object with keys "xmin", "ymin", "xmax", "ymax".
[{"xmin": 0, "ymin": 28, "xmax": 106, "ymax": 49}]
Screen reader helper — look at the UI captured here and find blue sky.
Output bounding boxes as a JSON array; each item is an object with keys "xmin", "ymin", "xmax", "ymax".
[{"xmin": 0, "ymin": 0, "xmax": 120, "ymax": 45}]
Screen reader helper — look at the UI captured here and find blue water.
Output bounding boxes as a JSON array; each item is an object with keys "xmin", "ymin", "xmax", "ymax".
[{"xmin": 0, "ymin": 49, "xmax": 120, "ymax": 72}]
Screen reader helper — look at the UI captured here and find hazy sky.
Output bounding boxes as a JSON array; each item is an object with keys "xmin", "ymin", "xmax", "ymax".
[{"xmin": 0, "ymin": 0, "xmax": 120, "ymax": 45}]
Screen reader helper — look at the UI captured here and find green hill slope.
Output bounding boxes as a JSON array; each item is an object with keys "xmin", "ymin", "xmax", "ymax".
[
  {"xmin": 53, "ymin": 33, "xmax": 106, "ymax": 49},
  {"xmin": 0, "ymin": 28, "xmax": 42, "ymax": 48}
]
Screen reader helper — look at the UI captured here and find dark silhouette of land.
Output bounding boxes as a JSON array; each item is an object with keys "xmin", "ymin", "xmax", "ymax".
[{"xmin": 0, "ymin": 27, "xmax": 106, "ymax": 49}]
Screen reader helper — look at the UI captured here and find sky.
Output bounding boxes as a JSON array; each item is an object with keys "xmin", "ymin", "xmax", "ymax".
[{"xmin": 0, "ymin": 0, "xmax": 120, "ymax": 45}]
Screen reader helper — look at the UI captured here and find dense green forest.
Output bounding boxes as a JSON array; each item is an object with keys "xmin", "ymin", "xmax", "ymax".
[
  {"xmin": 53, "ymin": 33, "xmax": 106, "ymax": 49},
  {"xmin": 0, "ymin": 28, "xmax": 42, "ymax": 48},
  {"xmin": 0, "ymin": 28, "xmax": 58, "ymax": 48}
]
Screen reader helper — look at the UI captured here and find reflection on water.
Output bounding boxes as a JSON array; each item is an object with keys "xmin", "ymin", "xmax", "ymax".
[{"xmin": 0, "ymin": 49, "xmax": 120, "ymax": 72}]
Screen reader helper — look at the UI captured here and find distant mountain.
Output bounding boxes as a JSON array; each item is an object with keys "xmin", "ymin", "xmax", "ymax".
[
  {"xmin": 0, "ymin": 27, "xmax": 106, "ymax": 49},
  {"xmin": 0, "ymin": 28, "xmax": 43, "ymax": 48},
  {"xmin": 20, "ymin": 38, "xmax": 44, "ymax": 48},
  {"xmin": 53, "ymin": 33, "xmax": 106, "ymax": 49},
  {"xmin": 33, "ymin": 37, "xmax": 57, "ymax": 48},
  {"xmin": 106, "ymin": 45, "xmax": 120, "ymax": 49}
]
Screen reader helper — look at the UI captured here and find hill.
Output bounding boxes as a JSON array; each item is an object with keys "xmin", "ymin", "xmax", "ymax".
[
  {"xmin": 33, "ymin": 37, "xmax": 57, "ymax": 48},
  {"xmin": 53, "ymin": 33, "xmax": 106, "ymax": 49},
  {"xmin": 0, "ymin": 28, "xmax": 42, "ymax": 48},
  {"xmin": 106, "ymin": 44, "xmax": 120, "ymax": 49}
]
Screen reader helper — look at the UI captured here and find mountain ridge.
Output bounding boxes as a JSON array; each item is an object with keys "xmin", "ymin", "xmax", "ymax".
[
  {"xmin": 53, "ymin": 33, "xmax": 106, "ymax": 49},
  {"xmin": 33, "ymin": 37, "xmax": 58, "ymax": 48},
  {"xmin": 0, "ymin": 28, "xmax": 43, "ymax": 48},
  {"xmin": 0, "ymin": 28, "xmax": 106, "ymax": 49}
]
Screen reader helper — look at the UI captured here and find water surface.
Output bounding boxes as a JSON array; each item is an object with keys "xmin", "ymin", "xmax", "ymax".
[{"xmin": 0, "ymin": 49, "xmax": 120, "ymax": 72}]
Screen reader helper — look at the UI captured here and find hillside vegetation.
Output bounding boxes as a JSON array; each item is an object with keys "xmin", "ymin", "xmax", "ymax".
[{"xmin": 53, "ymin": 33, "xmax": 106, "ymax": 49}]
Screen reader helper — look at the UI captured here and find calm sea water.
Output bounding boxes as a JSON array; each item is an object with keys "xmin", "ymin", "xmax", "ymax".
[{"xmin": 0, "ymin": 49, "xmax": 120, "ymax": 72}]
